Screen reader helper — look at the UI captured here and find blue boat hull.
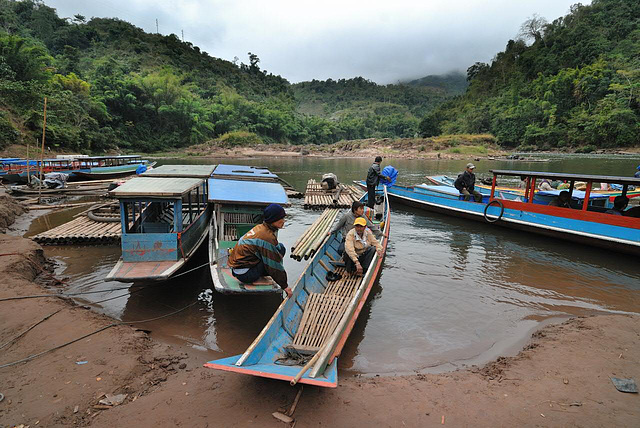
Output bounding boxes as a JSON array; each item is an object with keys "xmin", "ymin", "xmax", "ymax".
[
  {"xmin": 362, "ymin": 182, "xmax": 640, "ymax": 256},
  {"xmin": 205, "ymin": 188, "xmax": 391, "ymax": 387}
]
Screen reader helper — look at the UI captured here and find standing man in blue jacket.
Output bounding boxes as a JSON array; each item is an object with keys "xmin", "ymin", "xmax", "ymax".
[{"xmin": 366, "ymin": 156, "xmax": 388, "ymax": 208}]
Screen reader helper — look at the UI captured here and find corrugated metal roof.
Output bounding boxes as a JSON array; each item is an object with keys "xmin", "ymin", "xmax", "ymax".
[
  {"xmin": 142, "ymin": 164, "xmax": 216, "ymax": 178},
  {"xmin": 111, "ymin": 177, "xmax": 203, "ymax": 198},
  {"xmin": 208, "ymin": 178, "xmax": 289, "ymax": 206}
]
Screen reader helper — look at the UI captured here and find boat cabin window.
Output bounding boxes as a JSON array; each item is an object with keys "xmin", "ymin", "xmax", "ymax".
[
  {"xmin": 218, "ymin": 206, "xmax": 263, "ymax": 242},
  {"xmin": 121, "ymin": 200, "xmax": 178, "ymax": 234}
]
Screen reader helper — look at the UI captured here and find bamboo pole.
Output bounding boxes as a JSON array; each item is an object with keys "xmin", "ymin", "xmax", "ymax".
[
  {"xmin": 38, "ymin": 97, "xmax": 47, "ymax": 204},
  {"xmin": 26, "ymin": 140, "xmax": 30, "ymax": 185}
]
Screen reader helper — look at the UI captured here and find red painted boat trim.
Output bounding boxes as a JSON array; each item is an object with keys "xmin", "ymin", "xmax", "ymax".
[
  {"xmin": 202, "ymin": 363, "xmax": 337, "ymax": 388},
  {"xmin": 499, "ymin": 200, "xmax": 640, "ymax": 229}
]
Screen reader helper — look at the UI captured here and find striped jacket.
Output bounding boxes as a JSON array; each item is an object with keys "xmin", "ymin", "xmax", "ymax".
[{"xmin": 227, "ymin": 222, "xmax": 288, "ymax": 289}]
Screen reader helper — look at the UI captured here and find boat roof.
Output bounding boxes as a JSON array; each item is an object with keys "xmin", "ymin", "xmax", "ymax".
[
  {"xmin": 490, "ymin": 170, "xmax": 640, "ymax": 185},
  {"xmin": 211, "ymin": 164, "xmax": 278, "ymax": 180},
  {"xmin": 111, "ymin": 177, "xmax": 203, "ymax": 198},
  {"xmin": 78, "ymin": 155, "xmax": 142, "ymax": 160},
  {"xmin": 141, "ymin": 164, "xmax": 216, "ymax": 178},
  {"xmin": 208, "ymin": 178, "xmax": 290, "ymax": 206}
]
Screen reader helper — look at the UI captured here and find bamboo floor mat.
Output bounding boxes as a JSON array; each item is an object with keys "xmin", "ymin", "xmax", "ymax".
[{"xmin": 288, "ymin": 267, "xmax": 362, "ymax": 354}]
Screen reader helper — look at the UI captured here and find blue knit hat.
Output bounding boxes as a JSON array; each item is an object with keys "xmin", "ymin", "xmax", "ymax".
[{"xmin": 264, "ymin": 204, "xmax": 286, "ymax": 223}]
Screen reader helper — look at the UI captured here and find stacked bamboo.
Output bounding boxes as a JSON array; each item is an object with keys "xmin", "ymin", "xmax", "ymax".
[
  {"xmin": 303, "ymin": 180, "xmax": 364, "ymax": 209},
  {"xmin": 290, "ymin": 208, "xmax": 339, "ymax": 261},
  {"xmin": 33, "ymin": 215, "xmax": 121, "ymax": 245}
]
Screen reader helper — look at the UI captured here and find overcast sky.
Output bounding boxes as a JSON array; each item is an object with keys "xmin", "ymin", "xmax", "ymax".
[{"xmin": 45, "ymin": 0, "xmax": 590, "ymax": 84}]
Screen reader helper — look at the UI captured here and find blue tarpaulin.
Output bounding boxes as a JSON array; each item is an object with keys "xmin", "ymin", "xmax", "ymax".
[
  {"xmin": 135, "ymin": 164, "xmax": 147, "ymax": 175},
  {"xmin": 380, "ymin": 166, "xmax": 398, "ymax": 186}
]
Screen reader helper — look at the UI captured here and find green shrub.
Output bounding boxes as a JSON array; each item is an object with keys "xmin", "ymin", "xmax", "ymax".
[
  {"xmin": 218, "ymin": 131, "xmax": 263, "ymax": 147},
  {"xmin": 575, "ymin": 144, "xmax": 597, "ymax": 153}
]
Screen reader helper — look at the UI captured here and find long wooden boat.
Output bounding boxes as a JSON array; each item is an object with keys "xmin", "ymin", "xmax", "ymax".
[
  {"xmin": 106, "ymin": 165, "xmax": 215, "ymax": 283},
  {"xmin": 207, "ymin": 165, "xmax": 291, "ymax": 294},
  {"xmin": 204, "ymin": 186, "xmax": 390, "ymax": 387},
  {"xmin": 72, "ymin": 156, "xmax": 154, "ymax": 180},
  {"xmin": 374, "ymin": 170, "xmax": 640, "ymax": 256},
  {"xmin": 1, "ymin": 158, "xmax": 80, "ymax": 183},
  {"xmin": 426, "ymin": 174, "xmax": 640, "ymax": 201}
]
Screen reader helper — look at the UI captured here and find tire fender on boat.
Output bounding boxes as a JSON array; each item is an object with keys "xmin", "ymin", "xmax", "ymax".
[{"xmin": 483, "ymin": 199, "xmax": 504, "ymax": 223}]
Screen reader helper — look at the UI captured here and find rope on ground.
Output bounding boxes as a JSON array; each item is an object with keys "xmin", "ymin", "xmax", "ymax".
[
  {"xmin": 0, "ymin": 301, "xmax": 198, "ymax": 369},
  {"xmin": 0, "ymin": 309, "xmax": 62, "ymax": 351},
  {"xmin": 0, "ymin": 282, "xmax": 154, "ymax": 351}
]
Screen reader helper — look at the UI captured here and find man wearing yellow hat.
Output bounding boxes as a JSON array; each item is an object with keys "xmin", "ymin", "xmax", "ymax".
[{"xmin": 344, "ymin": 217, "xmax": 383, "ymax": 276}]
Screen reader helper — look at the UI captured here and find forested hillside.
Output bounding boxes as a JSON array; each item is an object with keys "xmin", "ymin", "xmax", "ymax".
[
  {"xmin": 423, "ymin": 0, "xmax": 640, "ymax": 151},
  {"xmin": 404, "ymin": 72, "xmax": 468, "ymax": 95},
  {"xmin": 291, "ymin": 77, "xmax": 455, "ymax": 139},
  {"xmin": 0, "ymin": 0, "xmax": 459, "ymax": 153}
]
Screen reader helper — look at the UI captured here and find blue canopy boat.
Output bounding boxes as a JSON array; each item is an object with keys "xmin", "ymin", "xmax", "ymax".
[
  {"xmin": 205, "ymin": 186, "xmax": 390, "ymax": 387},
  {"xmin": 365, "ymin": 170, "xmax": 639, "ymax": 256},
  {"xmin": 106, "ymin": 165, "xmax": 215, "ymax": 283},
  {"xmin": 207, "ymin": 164, "xmax": 290, "ymax": 294}
]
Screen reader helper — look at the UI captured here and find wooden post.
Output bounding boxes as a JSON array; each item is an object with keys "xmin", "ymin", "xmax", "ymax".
[
  {"xmin": 490, "ymin": 174, "xmax": 496, "ymax": 200},
  {"xmin": 582, "ymin": 181, "xmax": 592, "ymax": 211},
  {"xmin": 529, "ymin": 176, "xmax": 536, "ymax": 204},
  {"xmin": 26, "ymin": 140, "xmax": 30, "ymax": 185},
  {"xmin": 38, "ymin": 97, "xmax": 47, "ymax": 203}
]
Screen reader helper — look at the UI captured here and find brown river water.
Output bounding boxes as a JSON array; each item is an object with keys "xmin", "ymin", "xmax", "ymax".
[{"xmin": 14, "ymin": 154, "xmax": 640, "ymax": 376}]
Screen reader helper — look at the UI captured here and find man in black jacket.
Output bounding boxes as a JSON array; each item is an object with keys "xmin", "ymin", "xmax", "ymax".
[
  {"xmin": 366, "ymin": 156, "xmax": 389, "ymax": 208},
  {"xmin": 454, "ymin": 163, "xmax": 482, "ymax": 202}
]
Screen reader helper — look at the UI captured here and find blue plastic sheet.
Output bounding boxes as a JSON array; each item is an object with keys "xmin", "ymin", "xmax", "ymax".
[
  {"xmin": 380, "ymin": 166, "xmax": 398, "ymax": 186},
  {"xmin": 135, "ymin": 164, "xmax": 147, "ymax": 175}
]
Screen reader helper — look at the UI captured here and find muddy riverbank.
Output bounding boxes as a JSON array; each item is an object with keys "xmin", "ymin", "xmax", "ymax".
[{"xmin": 0, "ymin": 197, "xmax": 638, "ymax": 426}]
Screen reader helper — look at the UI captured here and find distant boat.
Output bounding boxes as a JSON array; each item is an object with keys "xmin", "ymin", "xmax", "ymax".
[
  {"xmin": 207, "ymin": 164, "xmax": 290, "ymax": 294},
  {"xmin": 426, "ymin": 174, "xmax": 640, "ymax": 202},
  {"xmin": 106, "ymin": 165, "xmax": 215, "ymax": 283},
  {"xmin": 369, "ymin": 170, "xmax": 640, "ymax": 256},
  {"xmin": 71, "ymin": 155, "xmax": 154, "ymax": 180},
  {"xmin": 205, "ymin": 186, "xmax": 391, "ymax": 387}
]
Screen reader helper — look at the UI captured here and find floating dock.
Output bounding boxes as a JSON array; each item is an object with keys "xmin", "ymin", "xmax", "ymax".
[{"xmin": 303, "ymin": 180, "xmax": 364, "ymax": 209}]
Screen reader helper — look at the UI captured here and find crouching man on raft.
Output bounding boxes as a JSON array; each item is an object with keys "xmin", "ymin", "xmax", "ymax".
[{"xmin": 228, "ymin": 204, "xmax": 292, "ymax": 298}]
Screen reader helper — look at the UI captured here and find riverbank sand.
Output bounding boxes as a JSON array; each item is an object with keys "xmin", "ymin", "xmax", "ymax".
[{"xmin": 0, "ymin": 222, "xmax": 638, "ymax": 426}]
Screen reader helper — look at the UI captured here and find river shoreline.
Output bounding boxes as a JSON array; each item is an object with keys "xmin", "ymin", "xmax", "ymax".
[
  {"xmin": 0, "ymin": 195, "xmax": 638, "ymax": 426},
  {"xmin": 3, "ymin": 138, "xmax": 640, "ymax": 162}
]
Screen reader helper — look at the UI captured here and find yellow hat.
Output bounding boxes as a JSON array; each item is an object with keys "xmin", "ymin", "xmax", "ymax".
[{"xmin": 353, "ymin": 217, "xmax": 367, "ymax": 226}]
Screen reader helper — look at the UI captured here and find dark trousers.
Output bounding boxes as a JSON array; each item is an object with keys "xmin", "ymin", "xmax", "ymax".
[
  {"xmin": 366, "ymin": 184, "xmax": 376, "ymax": 208},
  {"xmin": 337, "ymin": 237, "xmax": 345, "ymax": 256},
  {"xmin": 232, "ymin": 260, "xmax": 266, "ymax": 284},
  {"xmin": 232, "ymin": 244, "xmax": 285, "ymax": 284},
  {"xmin": 344, "ymin": 246, "xmax": 376, "ymax": 274}
]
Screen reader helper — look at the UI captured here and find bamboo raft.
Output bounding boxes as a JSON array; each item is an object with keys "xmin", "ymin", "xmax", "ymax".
[
  {"xmin": 290, "ymin": 208, "xmax": 339, "ymax": 261},
  {"xmin": 303, "ymin": 180, "xmax": 364, "ymax": 209},
  {"xmin": 33, "ymin": 204, "xmax": 122, "ymax": 245}
]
